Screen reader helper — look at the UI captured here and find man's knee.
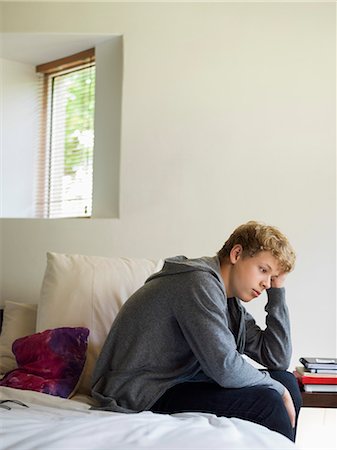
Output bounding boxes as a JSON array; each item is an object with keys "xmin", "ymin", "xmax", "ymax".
[
  {"xmin": 268, "ymin": 370, "xmax": 302, "ymax": 409},
  {"xmin": 284, "ymin": 372, "xmax": 302, "ymax": 402},
  {"xmin": 247, "ymin": 385, "xmax": 285, "ymax": 414},
  {"xmin": 261, "ymin": 387, "xmax": 284, "ymax": 408}
]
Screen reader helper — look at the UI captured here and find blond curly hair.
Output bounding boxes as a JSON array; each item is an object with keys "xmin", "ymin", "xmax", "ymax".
[{"xmin": 217, "ymin": 221, "xmax": 296, "ymax": 273}]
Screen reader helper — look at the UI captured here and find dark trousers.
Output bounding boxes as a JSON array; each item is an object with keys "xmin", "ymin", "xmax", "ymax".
[{"xmin": 150, "ymin": 370, "xmax": 302, "ymax": 442}]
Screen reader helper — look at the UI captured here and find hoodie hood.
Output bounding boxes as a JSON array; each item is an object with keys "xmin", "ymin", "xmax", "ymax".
[{"xmin": 146, "ymin": 255, "xmax": 224, "ymax": 287}]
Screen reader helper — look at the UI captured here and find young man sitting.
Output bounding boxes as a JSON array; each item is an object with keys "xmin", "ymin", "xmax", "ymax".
[{"xmin": 92, "ymin": 221, "xmax": 302, "ymax": 442}]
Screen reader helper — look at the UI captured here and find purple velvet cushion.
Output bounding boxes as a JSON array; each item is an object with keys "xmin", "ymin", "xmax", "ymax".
[{"xmin": 0, "ymin": 327, "xmax": 89, "ymax": 398}]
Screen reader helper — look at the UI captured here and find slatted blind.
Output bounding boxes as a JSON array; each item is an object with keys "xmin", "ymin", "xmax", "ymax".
[{"xmin": 36, "ymin": 49, "xmax": 95, "ymax": 218}]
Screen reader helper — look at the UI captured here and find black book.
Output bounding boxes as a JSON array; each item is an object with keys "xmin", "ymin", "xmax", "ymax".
[{"xmin": 300, "ymin": 357, "xmax": 337, "ymax": 370}]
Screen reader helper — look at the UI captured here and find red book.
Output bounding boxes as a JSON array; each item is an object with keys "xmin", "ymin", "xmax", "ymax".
[{"xmin": 294, "ymin": 366, "xmax": 337, "ymax": 385}]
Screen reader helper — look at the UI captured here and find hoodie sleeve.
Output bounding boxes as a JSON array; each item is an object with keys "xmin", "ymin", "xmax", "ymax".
[
  {"xmin": 172, "ymin": 271, "xmax": 286, "ymax": 396},
  {"xmin": 243, "ymin": 287, "xmax": 292, "ymax": 370}
]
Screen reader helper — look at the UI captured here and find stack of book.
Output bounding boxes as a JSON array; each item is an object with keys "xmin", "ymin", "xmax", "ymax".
[{"xmin": 294, "ymin": 357, "xmax": 337, "ymax": 393}]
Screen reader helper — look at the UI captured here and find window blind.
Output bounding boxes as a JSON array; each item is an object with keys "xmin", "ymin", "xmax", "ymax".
[{"xmin": 35, "ymin": 49, "xmax": 95, "ymax": 218}]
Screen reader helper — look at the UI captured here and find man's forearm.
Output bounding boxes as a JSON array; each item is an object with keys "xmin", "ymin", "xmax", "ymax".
[
  {"xmin": 244, "ymin": 288, "xmax": 292, "ymax": 369},
  {"xmin": 264, "ymin": 287, "xmax": 292, "ymax": 368}
]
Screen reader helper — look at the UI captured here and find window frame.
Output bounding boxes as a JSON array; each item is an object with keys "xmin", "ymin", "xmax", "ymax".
[{"xmin": 35, "ymin": 48, "xmax": 96, "ymax": 218}]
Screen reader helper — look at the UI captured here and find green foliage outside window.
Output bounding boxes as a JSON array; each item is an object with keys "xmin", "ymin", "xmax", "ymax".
[{"xmin": 57, "ymin": 66, "xmax": 95, "ymax": 176}]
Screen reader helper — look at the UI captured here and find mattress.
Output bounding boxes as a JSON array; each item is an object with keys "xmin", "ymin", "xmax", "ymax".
[{"xmin": 1, "ymin": 386, "xmax": 296, "ymax": 450}]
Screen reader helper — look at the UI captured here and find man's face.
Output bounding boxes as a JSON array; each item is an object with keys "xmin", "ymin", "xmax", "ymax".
[{"xmin": 229, "ymin": 247, "xmax": 281, "ymax": 302}]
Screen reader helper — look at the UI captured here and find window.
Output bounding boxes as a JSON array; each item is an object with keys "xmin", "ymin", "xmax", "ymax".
[
  {"xmin": 1, "ymin": 35, "xmax": 121, "ymax": 219},
  {"xmin": 36, "ymin": 49, "xmax": 95, "ymax": 218}
]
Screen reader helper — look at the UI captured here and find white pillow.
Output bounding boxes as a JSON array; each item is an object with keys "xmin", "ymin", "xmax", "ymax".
[
  {"xmin": 0, "ymin": 301, "xmax": 38, "ymax": 374},
  {"xmin": 36, "ymin": 252, "xmax": 163, "ymax": 394}
]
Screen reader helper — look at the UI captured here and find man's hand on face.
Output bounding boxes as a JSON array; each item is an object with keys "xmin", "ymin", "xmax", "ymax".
[{"xmin": 270, "ymin": 272, "xmax": 287, "ymax": 288}]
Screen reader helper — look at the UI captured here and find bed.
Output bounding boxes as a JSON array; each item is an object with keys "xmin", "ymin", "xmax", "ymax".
[{"xmin": 0, "ymin": 252, "xmax": 297, "ymax": 450}]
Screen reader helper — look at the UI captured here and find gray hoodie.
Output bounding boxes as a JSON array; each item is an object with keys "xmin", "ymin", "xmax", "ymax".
[{"xmin": 92, "ymin": 256, "xmax": 291, "ymax": 412}]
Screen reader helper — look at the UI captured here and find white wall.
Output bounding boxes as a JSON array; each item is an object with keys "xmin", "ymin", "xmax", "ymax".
[
  {"xmin": 1, "ymin": 58, "xmax": 39, "ymax": 217},
  {"xmin": 92, "ymin": 36, "xmax": 123, "ymax": 218},
  {"xmin": 0, "ymin": 2, "xmax": 336, "ymax": 370}
]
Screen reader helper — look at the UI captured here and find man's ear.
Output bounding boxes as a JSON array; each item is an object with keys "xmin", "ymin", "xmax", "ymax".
[{"xmin": 229, "ymin": 244, "xmax": 243, "ymax": 264}]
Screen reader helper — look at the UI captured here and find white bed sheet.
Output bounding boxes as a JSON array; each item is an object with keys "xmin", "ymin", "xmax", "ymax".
[{"xmin": 1, "ymin": 386, "xmax": 296, "ymax": 450}]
